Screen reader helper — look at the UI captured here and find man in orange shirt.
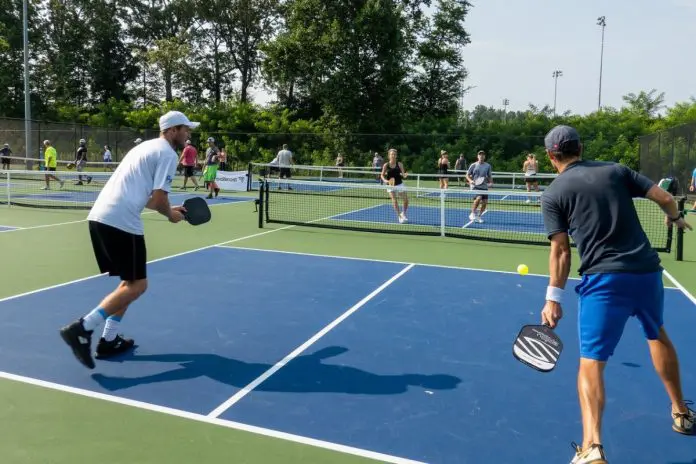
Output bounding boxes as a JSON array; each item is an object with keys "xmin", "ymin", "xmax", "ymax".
[{"xmin": 178, "ymin": 139, "xmax": 199, "ymax": 190}]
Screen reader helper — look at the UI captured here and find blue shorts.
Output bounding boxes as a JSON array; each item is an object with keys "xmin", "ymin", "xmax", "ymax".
[{"xmin": 575, "ymin": 271, "xmax": 664, "ymax": 362}]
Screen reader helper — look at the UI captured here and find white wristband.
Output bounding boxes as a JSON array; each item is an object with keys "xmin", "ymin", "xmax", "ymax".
[{"xmin": 546, "ymin": 286, "xmax": 565, "ymax": 303}]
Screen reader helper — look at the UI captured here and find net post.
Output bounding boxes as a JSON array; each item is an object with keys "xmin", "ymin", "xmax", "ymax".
[
  {"xmin": 676, "ymin": 197, "xmax": 686, "ymax": 261},
  {"xmin": 246, "ymin": 162, "xmax": 252, "ymax": 191},
  {"xmin": 257, "ymin": 179, "xmax": 264, "ymax": 228},
  {"xmin": 5, "ymin": 171, "xmax": 9, "ymax": 207},
  {"xmin": 264, "ymin": 179, "xmax": 270, "ymax": 223},
  {"xmin": 440, "ymin": 189, "xmax": 446, "ymax": 237}
]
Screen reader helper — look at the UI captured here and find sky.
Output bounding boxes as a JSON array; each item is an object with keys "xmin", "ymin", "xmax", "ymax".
[
  {"xmin": 250, "ymin": 0, "xmax": 696, "ymax": 116},
  {"xmin": 455, "ymin": 0, "xmax": 696, "ymax": 115}
]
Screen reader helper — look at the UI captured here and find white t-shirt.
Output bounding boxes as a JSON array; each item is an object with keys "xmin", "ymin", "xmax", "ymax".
[
  {"xmin": 88, "ymin": 138, "xmax": 178, "ymax": 235},
  {"xmin": 277, "ymin": 149, "xmax": 293, "ymax": 167}
]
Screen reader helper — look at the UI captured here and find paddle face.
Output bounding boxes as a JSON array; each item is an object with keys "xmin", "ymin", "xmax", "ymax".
[
  {"xmin": 183, "ymin": 197, "xmax": 211, "ymax": 226},
  {"xmin": 513, "ymin": 324, "xmax": 563, "ymax": 372},
  {"xmin": 474, "ymin": 176, "xmax": 486, "ymax": 186}
]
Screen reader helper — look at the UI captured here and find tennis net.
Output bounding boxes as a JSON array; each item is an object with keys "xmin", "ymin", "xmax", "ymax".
[
  {"xmin": 247, "ymin": 162, "xmax": 558, "ymax": 192},
  {"xmin": 0, "ymin": 169, "xmax": 112, "ymax": 209},
  {"xmin": 258, "ymin": 177, "xmax": 680, "ymax": 252}
]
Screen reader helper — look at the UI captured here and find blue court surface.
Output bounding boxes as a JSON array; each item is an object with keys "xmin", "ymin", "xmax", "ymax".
[
  {"xmin": 331, "ymin": 204, "xmax": 545, "ymax": 234},
  {"xmin": 0, "ymin": 247, "xmax": 694, "ymax": 463}
]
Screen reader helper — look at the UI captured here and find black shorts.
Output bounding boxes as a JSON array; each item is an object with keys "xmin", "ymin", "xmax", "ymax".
[
  {"xmin": 473, "ymin": 190, "xmax": 489, "ymax": 200},
  {"xmin": 525, "ymin": 177, "xmax": 538, "ymax": 183},
  {"xmin": 89, "ymin": 221, "xmax": 147, "ymax": 281},
  {"xmin": 184, "ymin": 165, "xmax": 194, "ymax": 177},
  {"xmin": 279, "ymin": 167, "xmax": 292, "ymax": 179},
  {"xmin": 1, "ymin": 157, "xmax": 9, "ymax": 165},
  {"xmin": 47, "ymin": 167, "xmax": 56, "ymax": 172}
]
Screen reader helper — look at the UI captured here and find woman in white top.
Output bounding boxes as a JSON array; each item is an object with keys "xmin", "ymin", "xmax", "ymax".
[{"xmin": 522, "ymin": 153, "xmax": 539, "ymax": 202}]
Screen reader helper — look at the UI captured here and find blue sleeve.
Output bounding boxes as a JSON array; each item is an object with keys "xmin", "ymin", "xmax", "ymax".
[
  {"xmin": 541, "ymin": 193, "xmax": 568, "ymax": 239},
  {"xmin": 617, "ymin": 164, "xmax": 654, "ymax": 198}
]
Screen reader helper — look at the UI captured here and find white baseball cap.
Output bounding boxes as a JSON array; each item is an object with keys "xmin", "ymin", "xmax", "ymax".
[{"xmin": 159, "ymin": 111, "xmax": 200, "ymax": 132}]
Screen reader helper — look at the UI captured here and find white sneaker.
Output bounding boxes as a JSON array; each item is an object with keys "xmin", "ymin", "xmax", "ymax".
[
  {"xmin": 476, "ymin": 216, "xmax": 484, "ymax": 223},
  {"xmin": 399, "ymin": 213, "xmax": 408, "ymax": 223},
  {"xmin": 672, "ymin": 401, "xmax": 696, "ymax": 435},
  {"xmin": 41, "ymin": 186, "xmax": 48, "ymax": 190},
  {"xmin": 469, "ymin": 212, "xmax": 476, "ymax": 221},
  {"xmin": 569, "ymin": 442, "xmax": 608, "ymax": 464}
]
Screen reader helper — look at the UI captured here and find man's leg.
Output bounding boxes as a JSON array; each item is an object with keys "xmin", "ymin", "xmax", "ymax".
[
  {"xmin": 648, "ymin": 329, "xmax": 692, "ymax": 419},
  {"xmin": 60, "ymin": 222, "xmax": 145, "ymax": 369},
  {"xmin": 635, "ymin": 271, "xmax": 695, "ymax": 434},
  {"xmin": 572, "ymin": 274, "xmax": 631, "ymax": 461},
  {"xmin": 577, "ymin": 358, "xmax": 607, "ymax": 450},
  {"xmin": 469, "ymin": 197, "xmax": 480, "ymax": 220}
]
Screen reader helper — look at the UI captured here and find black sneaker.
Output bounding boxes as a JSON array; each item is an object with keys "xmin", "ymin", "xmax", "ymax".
[
  {"xmin": 59, "ymin": 319, "xmax": 95, "ymax": 369},
  {"xmin": 95, "ymin": 335, "xmax": 135, "ymax": 359}
]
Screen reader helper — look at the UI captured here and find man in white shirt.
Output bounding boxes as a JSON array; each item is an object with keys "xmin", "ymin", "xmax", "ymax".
[
  {"xmin": 59, "ymin": 111, "xmax": 198, "ymax": 369},
  {"xmin": 277, "ymin": 144, "xmax": 293, "ymax": 190}
]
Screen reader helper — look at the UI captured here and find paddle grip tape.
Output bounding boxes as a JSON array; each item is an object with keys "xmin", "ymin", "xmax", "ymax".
[{"xmin": 545, "ymin": 286, "xmax": 565, "ymax": 304}]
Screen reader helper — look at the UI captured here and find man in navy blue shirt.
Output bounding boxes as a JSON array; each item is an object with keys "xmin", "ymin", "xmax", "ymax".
[{"xmin": 539, "ymin": 125, "xmax": 694, "ymax": 463}]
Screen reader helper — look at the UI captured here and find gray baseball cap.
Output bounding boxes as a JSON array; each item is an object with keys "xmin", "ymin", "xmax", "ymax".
[{"xmin": 544, "ymin": 125, "xmax": 581, "ymax": 153}]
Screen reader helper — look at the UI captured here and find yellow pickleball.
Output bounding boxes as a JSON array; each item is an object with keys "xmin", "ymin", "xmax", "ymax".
[{"xmin": 517, "ymin": 264, "xmax": 529, "ymax": 275}]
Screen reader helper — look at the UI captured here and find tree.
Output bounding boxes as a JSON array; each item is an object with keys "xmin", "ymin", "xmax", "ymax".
[
  {"xmin": 204, "ymin": 0, "xmax": 280, "ymax": 104},
  {"xmin": 262, "ymin": 0, "xmax": 413, "ymax": 134},
  {"xmin": 84, "ymin": 1, "xmax": 138, "ymax": 104},
  {"xmin": 411, "ymin": 0, "xmax": 471, "ymax": 118},
  {"xmin": 622, "ymin": 89, "xmax": 666, "ymax": 117},
  {"xmin": 35, "ymin": 0, "xmax": 91, "ymax": 106},
  {"xmin": 124, "ymin": 0, "xmax": 197, "ymax": 102}
]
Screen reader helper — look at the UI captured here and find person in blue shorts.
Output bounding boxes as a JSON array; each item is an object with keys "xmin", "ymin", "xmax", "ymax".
[{"xmin": 539, "ymin": 125, "xmax": 694, "ymax": 464}]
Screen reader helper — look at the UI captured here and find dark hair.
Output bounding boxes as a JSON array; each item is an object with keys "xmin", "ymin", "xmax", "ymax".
[{"xmin": 550, "ymin": 140, "xmax": 581, "ymax": 161}]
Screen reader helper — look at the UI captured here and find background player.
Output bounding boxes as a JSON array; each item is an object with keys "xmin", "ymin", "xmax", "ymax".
[
  {"xmin": 438, "ymin": 150, "xmax": 449, "ymax": 189},
  {"xmin": 381, "ymin": 148, "xmax": 409, "ymax": 224},
  {"xmin": 522, "ymin": 153, "xmax": 539, "ymax": 203},
  {"xmin": 465, "ymin": 150, "xmax": 493, "ymax": 223}
]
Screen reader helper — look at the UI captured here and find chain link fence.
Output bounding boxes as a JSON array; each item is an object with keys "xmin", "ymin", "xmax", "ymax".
[
  {"xmin": 0, "ymin": 117, "xmax": 158, "ymax": 166},
  {"xmin": 639, "ymin": 122, "xmax": 696, "ymax": 197}
]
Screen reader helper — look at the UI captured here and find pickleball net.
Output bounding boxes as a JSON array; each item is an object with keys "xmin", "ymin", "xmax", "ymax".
[
  {"xmin": 257, "ymin": 177, "xmax": 681, "ymax": 252},
  {"xmin": 0, "ymin": 169, "xmax": 112, "ymax": 210}
]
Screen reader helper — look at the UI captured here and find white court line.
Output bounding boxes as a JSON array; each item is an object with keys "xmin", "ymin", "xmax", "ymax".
[
  {"xmin": 0, "ymin": 371, "xmax": 424, "ymax": 464},
  {"xmin": 0, "ymin": 224, "xmax": 297, "ymax": 305},
  {"xmin": 207, "ymin": 263, "xmax": 416, "ymax": 418},
  {"xmin": 461, "ymin": 209, "xmax": 488, "ymax": 229},
  {"xmin": 662, "ymin": 270, "xmax": 696, "ymax": 305},
  {"xmin": 217, "ymin": 245, "xmax": 690, "ymax": 293}
]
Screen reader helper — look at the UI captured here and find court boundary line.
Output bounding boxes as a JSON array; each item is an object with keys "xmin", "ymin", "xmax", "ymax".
[
  {"xmin": 207, "ymin": 263, "xmax": 416, "ymax": 418},
  {"xmin": 0, "ymin": 371, "xmax": 424, "ymax": 464},
  {"xmin": 0, "ymin": 196, "xmax": 254, "ymax": 233},
  {"xmin": 662, "ymin": 270, "xmax": 696, "ymax": 305},
  {"xmin": 217, "ymin": 245, "xmax": 690, "ymax": 293},
  {"xmin": 0, "ymin": 224, "xmax": 298, "ymax": 304}
]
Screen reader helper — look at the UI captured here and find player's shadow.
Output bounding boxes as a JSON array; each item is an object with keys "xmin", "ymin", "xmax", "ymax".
[{"xmin": 90, "ymin": 346, "xmax": 461, "ymax": 395}]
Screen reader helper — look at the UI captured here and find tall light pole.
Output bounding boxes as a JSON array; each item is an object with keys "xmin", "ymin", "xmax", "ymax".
[
  {"xmin": 597, "ymin": 16, "xmax": 606, "ymax": 111},
  {"xmin": 552, "ymin": 70, "xmax": 563, "ymax": 116},
  {"xmin": 23, "ymin": 0, "xmax": 31, "ymax": 160},
  {"xmin": 502, "ymin": 98, "xmax": 509, "ymax": 122}
]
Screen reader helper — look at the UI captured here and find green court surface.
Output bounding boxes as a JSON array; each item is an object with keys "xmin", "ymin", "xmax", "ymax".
[{"xmin": 0, "ymin": 196, "xmax": 694, "ymax": 464}]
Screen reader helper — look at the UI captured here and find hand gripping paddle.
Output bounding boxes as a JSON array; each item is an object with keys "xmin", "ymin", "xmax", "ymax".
[
  {"xmin": 183, "ymin": 197, "xmax": 211, "ymax": 226},
  {"xmin": 512, "ymin": 323, "xmax": 563, "ymax": 373}
]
